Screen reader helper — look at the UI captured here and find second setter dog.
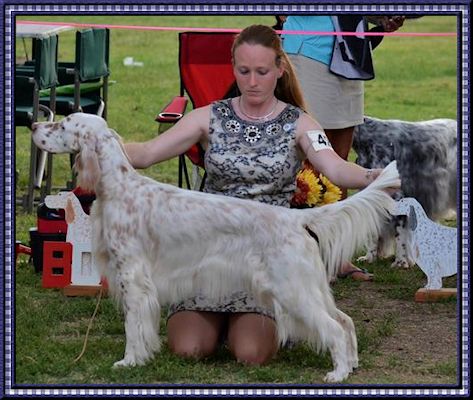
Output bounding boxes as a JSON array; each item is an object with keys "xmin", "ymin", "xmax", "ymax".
[{"xmin": 353, "ymin": 116, "xmax": 457, "ymax": 268}]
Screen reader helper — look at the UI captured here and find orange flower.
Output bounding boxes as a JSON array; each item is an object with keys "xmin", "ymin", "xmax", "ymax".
[
  {"xmin": 291, "ymin": 164, "xmax": 341, "ymax": 207},
  {"xmin": 319, "ymin": 174, "xmax": 342, "ymax": 205},
  {"xmin": 293, "ymin": 168, "xmax": 321, "ymax": 207}
]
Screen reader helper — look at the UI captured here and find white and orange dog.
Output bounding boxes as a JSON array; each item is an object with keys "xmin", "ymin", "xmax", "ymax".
[{"xmin": 32, "ymin": 113, "xmax": 399, "ymax": 383}]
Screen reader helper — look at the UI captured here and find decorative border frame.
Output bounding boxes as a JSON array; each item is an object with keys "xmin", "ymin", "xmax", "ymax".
[{"xmin": 1, "ymin": 1, "xmax": 469, "ymax": 397}]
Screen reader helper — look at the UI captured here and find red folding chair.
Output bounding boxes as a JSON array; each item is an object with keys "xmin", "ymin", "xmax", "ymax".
[{"xmin": 156, "ymin": 32, "xmax": 237, "ymax": 189}]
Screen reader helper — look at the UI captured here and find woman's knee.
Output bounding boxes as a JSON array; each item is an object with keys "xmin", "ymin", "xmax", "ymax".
[
  {"xmin": 230, "ymin": 338, "xmax": 276, "ymax": 365},
  {"xmin": 167, "ymin": 311, "xmax": 224, "ymax": 359},
  {"xmin": 227, "ymin": 313, "xmax": 279, "ymax": 365},
  {"xmin": 168, "ymin": 334, "xmax": 216, "ymax": 359}
]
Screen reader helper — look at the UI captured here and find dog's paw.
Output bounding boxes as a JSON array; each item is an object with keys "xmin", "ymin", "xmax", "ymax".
[
  {"xmin": 112, "ymin": 358, "xmax": 137, "ymax": 368},
  {"xmin": 323, "ymin": 369, "xmax": 349, "ymax": 383},
  {"xmin": 350, "ymin": 356, "xmax": 359, "ymax": 370},
  {"xmin": 356, "ymin": 253, "xmax": 375, "ymax": 263},
  {"xmin": 391, "ymin": 258, "xmax": 411, "ymax": 269}
]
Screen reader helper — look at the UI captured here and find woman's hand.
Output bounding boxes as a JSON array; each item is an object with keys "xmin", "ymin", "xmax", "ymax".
[
  {"xmin": 369, "ymin": 15, "xmax": 405, "ymax": 32},
  {"xmin": 380, "ymin": 16, "xmax": 405, "ymax": 32},
  {"xmin": 368, "ymin": 167, "xmax": 402, "ymax": 196}
]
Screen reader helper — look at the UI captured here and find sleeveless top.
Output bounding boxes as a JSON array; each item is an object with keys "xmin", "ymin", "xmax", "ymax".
[
  {"xmin": 204, "ymin": 99, "xmax": 303, "ymax": 207},
  {"xmin": 167, "ymin": 99, "xmax": 303, "ymax": 320}
]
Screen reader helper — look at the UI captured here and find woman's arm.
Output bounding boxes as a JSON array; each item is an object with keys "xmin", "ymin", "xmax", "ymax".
[
  {"xmin": 296, "ymin": 114, "xmax": 382, "ymax": 189},
  {"xmin": 124, "ymin": 106, "xmax": 210, "ymax": 169}
]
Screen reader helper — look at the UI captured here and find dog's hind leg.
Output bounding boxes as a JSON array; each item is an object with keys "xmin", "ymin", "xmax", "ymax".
[
  {"xmin": 269, "ymin": 254, "xmax": 353, "ymax": 382},
  {"xmin": 112, "ymin": 260, "xmax": 161, "ymax": 368},
  {"xmin": 334, "ymin": 309, "xmax": 358, "ymax": 371},
  {"xmin": 302, "ymin": 301, "xmax": 351, "ymax": 383}
]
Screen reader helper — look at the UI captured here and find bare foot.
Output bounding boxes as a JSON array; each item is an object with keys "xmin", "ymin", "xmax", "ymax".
[{"xmin": 337, "ymin": 262, "xmax": 374, "ymax": 282}]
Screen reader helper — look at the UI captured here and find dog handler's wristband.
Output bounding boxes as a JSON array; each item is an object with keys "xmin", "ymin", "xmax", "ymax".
[{"xmin": 307, "ymin": 130, "xmax": 333, "ymax": 152}]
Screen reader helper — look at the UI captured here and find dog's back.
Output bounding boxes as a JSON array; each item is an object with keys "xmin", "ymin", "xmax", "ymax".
[{"xmin": 353, "ymin": 116, "xmax": 457, "ymax": 219}]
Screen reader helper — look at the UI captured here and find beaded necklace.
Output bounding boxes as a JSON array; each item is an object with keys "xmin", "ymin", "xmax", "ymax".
[{"xmin": 238, "ymin": 97, "xmax": 278, "ymax": 122}]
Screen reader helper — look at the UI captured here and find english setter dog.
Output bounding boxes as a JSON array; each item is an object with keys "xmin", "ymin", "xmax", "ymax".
[
  {"xmin": 32, "ymin": 113, "xmax": 399, "ymax": 383},
  {"xmin": 353, "ymin": 116, "xmax": 457, "ymax": 268}
]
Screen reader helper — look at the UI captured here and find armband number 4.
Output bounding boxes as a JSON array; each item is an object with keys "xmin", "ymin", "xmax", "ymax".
[{"xmin": 307, "ymin": 130, "xmax": 333, "ymax": 152}]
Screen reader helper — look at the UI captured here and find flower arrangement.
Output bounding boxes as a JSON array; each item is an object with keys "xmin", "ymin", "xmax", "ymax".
[{"xmin": 291, "ymin": 161, "xmax": 342, "ymax": 208}]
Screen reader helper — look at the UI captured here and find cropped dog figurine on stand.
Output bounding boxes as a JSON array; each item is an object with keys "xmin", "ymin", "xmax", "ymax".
[
  {"xmin": 353, "ymin": 116, "xmax": 457, "ymax": 268},
  {"xmin": 45, "ymin": 191, "xmax": 101, "ymax": 288},
  {"xmin": 392, "ymin": 197, "xmax": 457, "ymax": 290},
  {"xmin": 32, "ymin": 113, "xmax": 400, "ymax": 383}
]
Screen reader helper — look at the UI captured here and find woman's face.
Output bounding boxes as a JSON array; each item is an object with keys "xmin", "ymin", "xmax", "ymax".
[{"xmin": 232, "ymin": 43, "xmax": 284, "ymax": 105}]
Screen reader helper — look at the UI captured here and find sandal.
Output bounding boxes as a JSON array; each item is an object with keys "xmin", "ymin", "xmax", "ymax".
[{"xmin": 337, "ymin": 268, "xmax": 374, "ymax": 282}]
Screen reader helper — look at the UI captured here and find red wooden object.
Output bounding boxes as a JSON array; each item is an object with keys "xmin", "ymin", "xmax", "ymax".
[{"xmin": 42, "ymin": 241, "xmax": 72, "ymax": 288}]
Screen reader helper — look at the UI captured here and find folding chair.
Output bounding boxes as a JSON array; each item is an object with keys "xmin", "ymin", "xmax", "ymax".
[
  {"xmin": 156, "ymin": 32, "xmax": 237, "ymax": 189},
  {"xmin": 15, "ymin": 34, "xmax": 58, "ymax": 213},
  {"xmin": 41, "ymin": 28, "xmax": 110, "ymax": 119},
  {"xmin": 38, "ymin": 28, "xmax": 110, "ymax": 191}
]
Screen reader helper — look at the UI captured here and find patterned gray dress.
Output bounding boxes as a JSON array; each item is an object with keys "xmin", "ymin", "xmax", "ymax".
[{"xmin": 167, "ymin": 98, "xmax": 303, "ymax": 319}]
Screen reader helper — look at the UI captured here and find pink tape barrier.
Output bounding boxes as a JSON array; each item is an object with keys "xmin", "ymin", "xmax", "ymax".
[{"xmin": 16, "ymin": 20, "xmax": 457, "ymax": 37}]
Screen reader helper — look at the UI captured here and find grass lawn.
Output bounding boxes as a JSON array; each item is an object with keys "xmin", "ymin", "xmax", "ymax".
[{"xmin": 11, "ymin": 15, "xmax": 459, "ymax": 388}]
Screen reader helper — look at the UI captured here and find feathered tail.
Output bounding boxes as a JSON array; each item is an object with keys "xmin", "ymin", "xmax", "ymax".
[{"xmin": 299, "ymin": 161, "xmax": 400, "ymax": 280}]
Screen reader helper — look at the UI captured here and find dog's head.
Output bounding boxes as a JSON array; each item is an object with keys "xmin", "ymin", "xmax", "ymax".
[
  {"xmin": 353, "ymin": 116, "xmax": 396, "ymax": 169},
  {"xmin": 32, "ymin": 112, "xmax": 108, "ymax": 154},
  {"xmin": 32, "ymin": 113, "xmax": 114, "ymax": 193}
]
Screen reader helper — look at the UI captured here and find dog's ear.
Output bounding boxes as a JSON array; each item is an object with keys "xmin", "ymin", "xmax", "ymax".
[
  {"xmin": 108, "ymin": 128, "xmax": 132, "ymax": 164},
  {"xmin": 408, "ymin": 205, "xmax": 417, "ymax": 231},
  {"xmin": 74, "ymin": 132, "xmax": 100, "ymax": 193}
]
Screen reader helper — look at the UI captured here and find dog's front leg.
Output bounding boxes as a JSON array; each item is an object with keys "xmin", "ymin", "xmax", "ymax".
[
  {"xmin": 112, "ymin": 263, "xmax": 161, "ymax": 368},
  {"xmin": 356, "ymin": 234, "xmax": 378, "ymax": 263}
]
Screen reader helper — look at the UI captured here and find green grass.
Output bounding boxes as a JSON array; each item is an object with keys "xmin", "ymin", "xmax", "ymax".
[{"xmin": 12, "ymin": 15, "xmax": 458, "ymax": 386}]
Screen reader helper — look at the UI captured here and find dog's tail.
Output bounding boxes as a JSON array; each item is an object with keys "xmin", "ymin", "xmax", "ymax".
[{"xmin": 300, "ymin": 161, "xmax": 400, "ymax": 280}]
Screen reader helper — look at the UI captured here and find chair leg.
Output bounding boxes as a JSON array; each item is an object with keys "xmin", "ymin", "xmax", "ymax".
[
  {"xmin": 46, "ymin": 152, "xmax": 53, "ymax": 194},
  {"xmin": 102, "ymin": 76, "xmax": 109, "ymax": 120},
  {"xmin": 178, "ymin": 155, "xmax": 191, "ymax": 189},
  {"xmin": 178, "ymin": 155, "xmax": 184, "ymax": 188},
  {"xmin": 25, "ymin": 138, "xmax": 38, "ymax": 213},
  {"xmin": 34, "ymin": 149, "xmax": 48, "ymax": 188},
  {"xmin": 69, "ymin": 153, "xmax": 77, "ymax": 189},
  {"xmin": 96, "ymin": 100, "xmax": 105, "ymax": 118},
  {"xmin": 199, "ymin": 171, "xmax": 208, "ymax": 192},
  {"xmin": 40, "ymin": 152, "xmax": 54, "ymax": 202},
  {"xmin": 191, "ymin": 165, "xmax": 204, "ymax": 191}
]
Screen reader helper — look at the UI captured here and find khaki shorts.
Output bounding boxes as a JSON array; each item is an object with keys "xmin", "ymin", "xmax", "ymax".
[{"xmin": 289, "ymin": 54, "xmax": 364, "ymax": 130}]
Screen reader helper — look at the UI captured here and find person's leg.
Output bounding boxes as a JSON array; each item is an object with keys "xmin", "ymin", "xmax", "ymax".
[
  {"xmin": 167, "ymin": 311, "xmax": 226, "ymax": 359},
  {"xmin": 290, "ymin": 57, "xmax": 369, "ymax": 282},
  {"xmin": 227, "ymin": 313, "xmax": 279, "ymax": 365},
  {"xmin": 337, "ymin": 261, "xmax": 374, "ymax": 281},
  {"xmin": 324, "ymin": 127, "xmax": 354, "ymax": 162},
  {"xmin": 325, "ymin": 127, "xmax": 355, "ymax": 199},
  {"xmin": 325, "ymin": 128, "xmax": 373, "ymax": 282}
]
